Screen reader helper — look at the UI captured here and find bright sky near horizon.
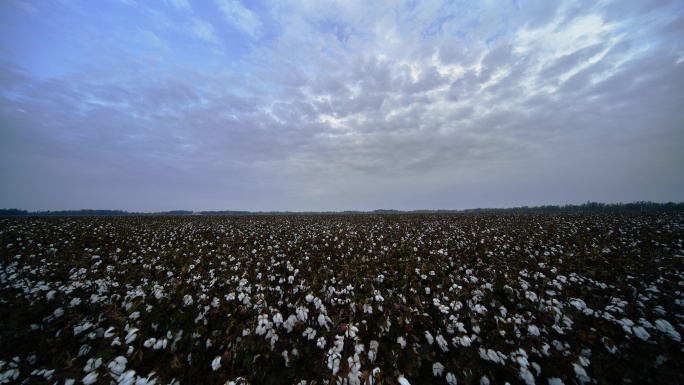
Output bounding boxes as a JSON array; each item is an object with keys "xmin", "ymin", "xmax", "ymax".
[{"xmin": 1, "ymin": 0, "xmax": 683, "ymax": 212}]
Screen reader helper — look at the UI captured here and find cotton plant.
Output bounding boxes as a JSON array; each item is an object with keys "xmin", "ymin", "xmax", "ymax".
[{"xmin": 2, "ymin": 213, "xmax": 684, "ymax": 384}]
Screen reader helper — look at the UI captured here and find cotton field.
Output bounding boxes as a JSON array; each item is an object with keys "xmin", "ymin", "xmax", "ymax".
[{"xmin": 1, "ymin": 213, "xmax": 683, "ymax": 384}]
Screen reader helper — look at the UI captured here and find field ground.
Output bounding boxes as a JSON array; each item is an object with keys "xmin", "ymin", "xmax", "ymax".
[{"xmin": 1, "ymin": 213, "xmax": 683, "ymax": 384}]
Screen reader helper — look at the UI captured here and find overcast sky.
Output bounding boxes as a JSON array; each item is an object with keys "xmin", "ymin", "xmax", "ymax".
[{"xmin": 1, "ymin": 0, "xmax": 683, "ymax": 212}]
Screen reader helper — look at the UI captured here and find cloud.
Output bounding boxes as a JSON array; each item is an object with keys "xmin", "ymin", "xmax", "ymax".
[
  {"xmin": 214, "ymin": 0, "xmax": 262, "ymax": 39},
  {"xmin": 1, "ymin": 0, "xmax": 682, "ymax": 211},
  {"xmin": 187, "ymin": 18, "xmax": 221, "ymax": 44},
  {"xmin": 137, "ymin": 29, "xmax": 171, "ymax": 52},
  {"xmin": 164, "ymin": 0, "xmax": 191, "ymax": 12},
  {"xmin": 143, "ymin": 7, "xmax": 175, "ymax": 30},
  {"xmin": 539, "ymin": 43, "xmax": 605, "ymax": 79}
]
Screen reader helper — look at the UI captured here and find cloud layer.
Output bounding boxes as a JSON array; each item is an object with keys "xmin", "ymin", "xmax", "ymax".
[{"xmin": 1, "ymin": 0, "xmax": 683, "ymax": 211}]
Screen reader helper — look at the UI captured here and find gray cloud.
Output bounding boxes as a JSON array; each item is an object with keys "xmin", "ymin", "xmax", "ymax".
[
  {"xmin": 215, "ymin": 0, "xmax": 262, "ymax": 39},
  {"xmin": 539, "ymin": 43, "xmax": 605, "ymax": 79},
  {"xmin": 1, "ymin": 0, "xmax": 682, "ymax": 211}
]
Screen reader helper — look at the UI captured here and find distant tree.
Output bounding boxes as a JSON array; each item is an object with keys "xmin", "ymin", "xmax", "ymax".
[{"xmin": 0, "ymin": 208, "xmax": 28, "ymax": 216}]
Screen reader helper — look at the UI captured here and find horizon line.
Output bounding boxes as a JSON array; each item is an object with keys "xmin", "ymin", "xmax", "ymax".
[{"xmin": 2, "ymin": 201, "xmax": 684, "ymax": 215}]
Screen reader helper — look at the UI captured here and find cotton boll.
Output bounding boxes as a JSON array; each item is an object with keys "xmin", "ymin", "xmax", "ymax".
[
  {"xmin": 104, "ymin": 327, "xmax": 116, "ymax": 338},
  {"xmin": 82, "ymin": 372, "xmax": 98, "ymax": 385},
  {"xmin": 531, "ymin": 362, "xmax": 541, "ymax": 376},
  {"xmin": 519, "ymin": 366, "xmax": 535, "ymax": 385},
  {"xmin": 432, "ymin": 362, "xmax": 444, "ymax": 377},
  {"xmin": 108, "ymin": 356, "xmax": 128, "ymax": 376},
  {"xmin": 317, "ymin": 337, "xmax": 326, "ymax": 349},
  {"xmin": 282, "ymin": 350, "xmax": 289, "ymax": 368},
  {"xmin": 125, "ymin": 328, "xmax": 139, "ymax": 344},
  {"xmin": 655, "ymin": 319, "xmax": 681, "ymax": 342},
  {"xmin": 211, "ymin": 356, "xmax": 222, "ymax": 371},
  {"xmin": 572, "ymin": 363, "xmax": 591, "ymax": 384},
  {"xmin": 296, "ymin": 306, "xmax": 309, "ymax": 321},
  {"xmin": 436, "ymin": 334, "xmax": 449, "ymax": 352},
  {"xmin": 118, "ymin": 370, "xmax": 137, "ymax": 385},
  {"xmin": 528, "ymin": 325, "xmax": 540, "ymax": 336},
  {"xmin": 83, "ymin": 357, "xmax": 102, "ymax": 373},
  {"xmin": 270, "ymin": 333, "xmax": 279, "ymax": 350},
  {"xmin": 425, "ymin": 331, "xmax": 434, "ymax": 345},
  {"xmin": 318, "ymin": 313, "xmax": 332, "ymax": 330},
  {"xmin": 78, "ymin": 344, "xmax": 91, "ymax": 357},
  {"xmin": 452, "ymin": 335, "xmax": 472, "ymax": 347},
  {"xmin": 346, "ymin": 324, "xmax": 359, "ymax": 339},
  {"xmin": 513, "ymin": 348, "xmax": 529, "ymax": 368},
  {"xmin": 578, "ymin": 355, "xmax": 590, "ymax": 367},
  {"xmin": 154, "ymin": 338, "xmax": 167, "ymax": 349},
  {"xmin": 273, "ymin": 312, "xmax": 283, "ymax": 326},
  {"xmin": 303, "ymin": 327, "xmax": 316, "ymax": 340}
]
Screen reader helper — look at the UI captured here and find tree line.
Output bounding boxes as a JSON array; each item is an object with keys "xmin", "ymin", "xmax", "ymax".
[
  {"xmin": 0, "ymin": 209, "xmax": 192, "ymax": 216},
  {"xmin": 461, "ymin": 201, "xmax": 684, "ymax": 213},
  {"xmin": 1, "ymin": 201, "xmax": 683, "ymax": 217}
]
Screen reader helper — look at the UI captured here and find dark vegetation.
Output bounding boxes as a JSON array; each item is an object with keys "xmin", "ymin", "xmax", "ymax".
[{"xmin": 1, "ymin": 201, "xmax": 683, "ymax": 217}]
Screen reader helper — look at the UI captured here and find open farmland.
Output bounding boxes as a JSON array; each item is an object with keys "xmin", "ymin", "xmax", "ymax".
[{"xmin": 1, "ymin": 213, "xmax": 683, "ymax": 385}]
